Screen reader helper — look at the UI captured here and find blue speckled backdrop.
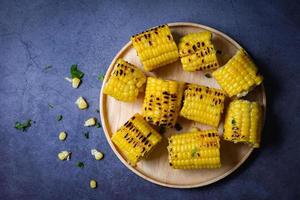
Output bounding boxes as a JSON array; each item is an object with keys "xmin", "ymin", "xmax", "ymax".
[{"xmin": 0, "ymin": 0, "xmax": 299, "ymax": 199}]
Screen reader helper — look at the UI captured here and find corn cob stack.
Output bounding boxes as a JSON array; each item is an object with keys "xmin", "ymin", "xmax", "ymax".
[
  {"xmin": 142, "ymin": 77, "xmax": 185, "ymax": 128},
  {"xmin": 178, "ymin": 31, "xmax": 219, "ymax": 72},
  {"xmin": 111, "ymin": 113, "xmax": 162, "ymax": 166},
  {"xmin": 168, "ymin": 129, "xmax": 221, "ymax": 169},
  {"xmin": 223, "ymin": 100, "xmax": 263, "ymax": 148},
  {"xmin": 180, "ymin": 84, "xmax": 226, "ymax": 127},
  {"xmin": 131, "ymin": 24, "xmax": 179, "ymax": 71},
  {"xmin": 103, "ymin": 59, "xmax": 146, "ymax": 102},
  {"xmin": 212, "ymin": 49, "xmax": 263, "ymax": 97}
]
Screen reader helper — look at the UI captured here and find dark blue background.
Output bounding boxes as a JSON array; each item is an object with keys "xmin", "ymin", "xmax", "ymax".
[{"xmin": 1, "ymin": 0, "xmax": 299, "ymax": 199}]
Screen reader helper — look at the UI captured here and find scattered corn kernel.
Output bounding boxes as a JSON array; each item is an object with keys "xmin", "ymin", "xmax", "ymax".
[
  {"xmin": 59, "ymin": 131, "xmax": 67, "ymax": 141},
  {"xmin": 84, "ymin": 118, "xmax": 96, "ymax": 127},
  {"xmin": 72, "ymin": 77, "xmax": 81, "ymax": 88},
  {"xmin": 91, "ymin": 149, "xmax": 104, "ymax": 160},
  {"xmin": 58, "ymin": 151, "xmax": 71, "ymax": 161},
  {"xmin": 190, "ymin": 127, "xmax": 200, "ymax": 132},
  {"xmin": 75, "ymin": 96, "xmax": 88, "ymax": 110},
  {"xmin": 90, "ymin": 180, "xmax": 97, "ymax": 189}
]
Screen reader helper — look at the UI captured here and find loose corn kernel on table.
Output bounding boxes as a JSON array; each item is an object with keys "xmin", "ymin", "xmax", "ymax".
[{"xmin": 100, "ymin": 23, "xmax": 266, "ymax": 188}]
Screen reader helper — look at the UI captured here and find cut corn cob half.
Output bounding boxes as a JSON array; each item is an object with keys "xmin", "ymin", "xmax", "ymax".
[
  {"xmin": 111, "ymin": 113, "xmax": 162, "ymax": 166},
  {"xmin": 180, "ymin": 84, "xmax": 226, "ymax": 127},
  {"xmin": 103, "ymin": 59, "xmax": 146, "ymax": 102},
  {"xmin": 223, "ymin": 100, "xmax": 262, "ymax": 148},
  {"xmin": 212, "ymin": 49, "xmax": 263, "ymax": 97},
  {"xmin": 178, "ymin": 31, "xmax": 219, "ymax": 72},
  {"xmin": 131, "ymin": 24, "xmax": 179, "ymax": 71},
  {"xmin": 168, "ymin": 130, "xmax": 221, "ymax": 169},
  {"xmin": 142, "ymin": 77, "xmax": 185, "ymax": 128}
]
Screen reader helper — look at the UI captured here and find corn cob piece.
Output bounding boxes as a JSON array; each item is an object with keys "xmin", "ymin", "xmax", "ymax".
[
  {"xmin": 168, "ymin": 130, "xmax": 221, "ymax": 169},
  {"xmin": 180, "ymin": 84, "xmax": 226, "ymax": 127},
  {"xmin": 212, "ymin": 49, "xmax": 263, "ymax": 97},
  {"xmin": 223, "ymin": 100, "xmax": 262, "ymax": 148},
  {"xmin": 111, "ymin": 113, "xmax": 162, "ymax": 166},
  {"xmin": 103, "ymin": 59, "xmax": 146, "ymax": 102},
  {"xmin": 131, "ymin": 24, "xmax": 179, "ymax": 71},
  {"xmin": 142, "ymin": 77, "xmax": 184, "ymax": 128},
  {"xmin": 178, "ymin": 31, "xmax": 219, "ymax": 72}
]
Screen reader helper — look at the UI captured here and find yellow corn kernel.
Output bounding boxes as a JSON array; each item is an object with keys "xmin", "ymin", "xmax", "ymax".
[
  {"xmin": 111, "ymin": 113, "xmax": 162, "ymax": 166},
  {"xmin": 142, "ymin": 77, "xmax": 184, "ymax": 128},
  {"xmin": 59, "ymin": 131, "xmax": 67, "ymax": 141},
  {"xmin": 131, "ymin": 24, "xmax": 179, "ymax": 71},
  {"xmin": 90, "ymin": 180, "xmax": 97, "ymax": 189},
  {"xmin": 58, "ymin": 151, "xmax": 71, "ymax": 161},
  {"xmin": 179, "ymin": 31, "xmax": 219, "ymax": 71},
  {"xmin": 84, "ymin": 118, "xmax": 96, "ymax": 127},
  {"xmin": 91, "ymin": 149, "xmax": 104, "ymax": 160},
  {"xmin": 180, "ymin": 83, "xmax": 226, "ymax": 127},
  {"xmin": 103, "ymin": 59, "xmax": 146, "ymax": 102},
  {"xmin": 72, "ymin": 77, "xmax": 81, "ymax": 88},
  {"xmin": 168, "ymin": 130, "xmax": 221, "ymax": 169},
  {"xmin": 212, "ymin": 49, "xmax": 263, "ymax": 97},
  {"xmin": 223, "ymin": 100, "xmax": 263, "ymax": 148},
  {"xmin": 75, "ymin": 96, "xmax": 88, "ymax": 110}
]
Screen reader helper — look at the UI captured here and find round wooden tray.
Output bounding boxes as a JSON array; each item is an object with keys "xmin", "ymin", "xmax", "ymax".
[{"xmin": 100, "ymin": 22, "xmax": 266, "ymax": 188}]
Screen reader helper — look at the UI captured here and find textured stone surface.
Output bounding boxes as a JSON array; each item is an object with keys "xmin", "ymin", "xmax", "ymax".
[{"xmin": 0, "ymin": 0, "xmax": 299, "ymax": 199}]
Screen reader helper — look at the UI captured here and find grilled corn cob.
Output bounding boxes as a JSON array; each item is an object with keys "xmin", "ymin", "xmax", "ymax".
[
  {"xmin": 131, "ymin": 24, "xmax": 179, "ymax": 71},
  {"xmin": 212, "ymin": 49, "xmax": 263, "ymax": 97},
  {"xmin": 142, "ymin": 77, "xmax": 184, "ymax": 128},
  {"xmin": 223, "ymin": 100, "xmax": 262, "ymax": 148},
  {"xmin": 179, "ymin": 31, "xmax": 219, "ymax": 72},
  {"xmin": 103, "ymin": 59, "xmax": 146, "ymax": 102},
  {"xmin": 168, "ymin": 130, "xmax": 221, "ymax": 169},
  {"xmin": 180, "ymin": 84, "xmax": 226, "ymax": 127},
  {"xmin": 111, "ymin": 113, "xmax": 162, "ymax": 166}
]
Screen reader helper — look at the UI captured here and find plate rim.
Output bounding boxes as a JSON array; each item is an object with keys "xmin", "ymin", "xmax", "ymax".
[{"xmin": 99, "ymin": 22, "xmax": 266, "ymax": 188}]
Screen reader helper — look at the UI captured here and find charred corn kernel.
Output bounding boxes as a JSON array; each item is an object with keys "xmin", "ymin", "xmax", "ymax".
[
  {"xmin": 168, "ymin": 130, "xmax": 221, "ymax": 169},
  {"xmin": 223, "ymin": 100, "xmax": 263, "ymax": 148},
  {"xmin": 180, "ymin": 84, "xmax": 226, "ymax": 127},
  {"xmin": 59, "ymin": 131, "xmax": 67, "ymax": 141},
  {"xmin": 111, "ymin": 113, "xmax": 162, "ymax": 166},
  {"xmin": 212, "ymin": 49, "xmax": 263, "ymax": 97},
  {"xmin": 75, "ymin": 96, "xmax": 88, "ymax": 110},
  {"xmin": 103, "ymin": 59, "xmax": 146, "ymax": 102},
  {"xmin": 84, "ymin": 118, "xmax": 96, "ymax": 127},
  {"xmin": 179, "ymin": 31, "xmax": 219, "ymax": 72},
  {"xmin": 72, "ymin": 77, "xmax": 81, "ymax": 88},
  {"xmin": 142, "ymin": 77, "xmax": 184, "ymax": 128},
  {"xmin": 58, "ymin": 151, "xmax": 71, "ymax": 161},
  {"xmin": 91, "ymin": 149, "xmax": 104, "ymax": 160},
  {"xmin": 131, "ymin": 24, "xmax": 179, "ymax": 71},
  {"xmin": 90, "ymin": 180, "xmax": 97, "ymax": 189}
]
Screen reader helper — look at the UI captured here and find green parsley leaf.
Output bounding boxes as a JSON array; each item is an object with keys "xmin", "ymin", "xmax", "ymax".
[
  {"xmin": 70, "ymin": 64, "xmax": 84, "ymax": 79},
  {"xmin": 77, "ymin": 162, "xmax": 84, "ymax": 168},
  {"xmin": 98, "ymin": 74, "xmax": 105, "ymax": 82},
  {"xmin": 56, "ymin": 115, "xmax": 63, "ymax": 121},
  {"xmin": 44, "ymin": 65, "xmax": 52, "ymax": 70},
  {"xmin": 84, "ymin": 132, "xmax": 89, "ymax": 139},
  {"xmin": 204, "ymin": 73, "xmax": 212, "ymax": 78},
  {"xmin": 15, "ymin": 120, "xmax": 32, "ymax": 132},
  {"xmin": 231, "ymin": 118, "xmax": 236, "ymax": 125},
  {"xmin": 96, "ymin": 122, "xmax": 102, "ymax": 128},
  {"xmin": 191, "ymin": 148, "xmax": 198, "ymax": 157},
  {"xmin": 174, "ymin": 123, "xmax": 182, "ymax": 131},
  {"xmin": 48, "ymin": 103, "xmax": 54, "ymax": 108},
  {"xmin": 95, "ymin": 109, "xmax": 100, "ymax": 113}
]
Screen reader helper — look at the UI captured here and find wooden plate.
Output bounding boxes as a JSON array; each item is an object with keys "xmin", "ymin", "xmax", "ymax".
[{"xmin": 100, "ymin": 22, "xmax": 266, "ymax": 188}]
